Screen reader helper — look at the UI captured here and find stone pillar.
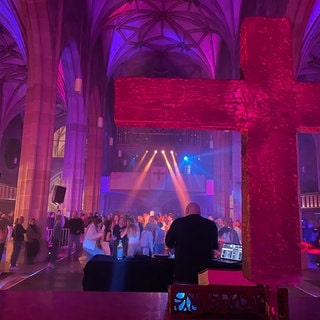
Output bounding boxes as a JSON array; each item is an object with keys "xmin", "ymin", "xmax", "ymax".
[
  {"xmin": 83, "ymin": 86, "xmax": 104, "ymax": 214},
  {"xmin": 213, "ymin": 131, "xmax": 232, "ymax": 217},
  {"xmin": 13, "ymin": 0, "xmax": 62, "ymax": 236},
  {"xmin": 61, "ymin": 93, "xmax": 87, "ymax": 216},
  {"xmin": 313, "ymin": 134, "xmax": 320, "ymax": 192},
  {"xmin": 232, "ymin": 131, "xmax": 242, "ymax": 222}
]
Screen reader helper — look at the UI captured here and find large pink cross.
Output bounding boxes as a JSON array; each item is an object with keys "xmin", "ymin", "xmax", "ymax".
[{"xmin": 114, "ymin": 17, "xmax": 320, "ymax": 285}]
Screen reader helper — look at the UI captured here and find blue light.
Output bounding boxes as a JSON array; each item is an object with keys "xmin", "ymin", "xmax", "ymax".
[
  {"xmin": 183, "ymin": 156, "xmax": 188, "ymax": 161},
  {"xmin": 174, "ymin": 291, "xmax": 198, "ymax": 312}
]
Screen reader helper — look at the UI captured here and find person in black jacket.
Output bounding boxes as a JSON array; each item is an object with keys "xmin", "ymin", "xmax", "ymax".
[
  {"xmin": 10, "ymin": 216, "xmax": 26, "ymax": 270},
  {"xmin": 165, "ymin": 202, "xmax": 218, "ymax": 284},
  {"xmin": 26, "ymin": 218, "xmax": 41, "ymax": 264},
  {"xmin": 66, "ymin": 210, "xmax": 84, "ymax": 261}
]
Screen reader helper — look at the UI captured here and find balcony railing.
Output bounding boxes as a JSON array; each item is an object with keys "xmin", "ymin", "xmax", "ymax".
[
  {"xmin": 300, "ymin": 193, "xmax": 320, "ymax": 209},
  {"xmin": 0, "ymin": 184, "xmax": 17, "ymax": 200}
]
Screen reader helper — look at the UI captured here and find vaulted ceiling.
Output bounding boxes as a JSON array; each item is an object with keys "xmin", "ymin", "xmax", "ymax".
[{"xmin": 0, "ymin": 0, "xmax": 319, "ymax": 138}]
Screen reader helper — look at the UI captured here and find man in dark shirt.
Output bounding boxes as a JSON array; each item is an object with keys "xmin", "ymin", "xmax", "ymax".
[
  {"xmin": 10, "ymin": 215, "xmax": 26, "ymax": 270},
  {"xmin": 46, "ymin": 211, "xmax": 55, "ymax": 229},
  {"xmin": 112, "ymin": 216, "xmax": 128, "ymax": 257},
  {"xmin": 165, "ymin": 202, "xmax": 218, "ymax": 284},
  {"xmin": 66, "ymin": 210, "xmax": 85, "ymax": 260}
]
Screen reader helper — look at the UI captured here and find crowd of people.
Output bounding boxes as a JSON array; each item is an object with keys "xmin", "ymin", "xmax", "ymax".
[
  {"xmin": 0, "ymin": 207, "xmax": 243, "ymax": 276},
  {"xmin": 46, "ymin": 208, "xmax": 242, "ymax": 264},
  {"xmin": 80, "ymin": 212, "xmax": 169, "ymax": 260},
  {"xmin": 0, "ymin": 213, "xmax": 42, "ymax": 270},
  {"xmin": 2, "ymin": 206, "xmax": 320, "ymax": 285}
]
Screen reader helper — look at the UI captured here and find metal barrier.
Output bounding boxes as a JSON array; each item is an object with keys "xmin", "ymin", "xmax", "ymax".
[{"xmin": 46, "ymin": 228, "xmax": 70, "ymax": 247}]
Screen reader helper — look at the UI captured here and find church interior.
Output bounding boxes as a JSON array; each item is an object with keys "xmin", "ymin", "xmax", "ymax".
[{"xmin": 1, "ymin": 0, "xmax": 320, "ymax": 319}]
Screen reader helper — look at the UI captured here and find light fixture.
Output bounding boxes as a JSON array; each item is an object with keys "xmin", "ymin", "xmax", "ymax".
[
  {"xmin": 97, "ymin": 117, "xmax": 103, "ymax": 128},
  {"xmin": 75, "ymin": 4, "xmax": 84, "ymax": 94},
  {"xmin": 209, "ymin": 135, "xmax": 214, "ymax": 149},
  {"xmin": 74, "ymin": 77, "xmax": 82, "ymax": 93}
]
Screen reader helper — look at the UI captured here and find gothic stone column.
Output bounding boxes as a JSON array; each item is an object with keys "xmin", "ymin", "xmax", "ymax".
[
  {"xmin": 83, "ymin": 86, "xmax": 104, "ymax": 214},
  {"xmin": 14, "ymin": 0, "xmax": 62, "ymax": 233}
]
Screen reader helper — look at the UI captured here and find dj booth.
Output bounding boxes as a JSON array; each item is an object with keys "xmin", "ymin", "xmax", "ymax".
[
  {"xmin": 82, "ymin": 255, "xmax": 242, "ymax": 292},
  {"xmin": 82, "ymin": 255, "xmax": 174, "ymax": 292}
]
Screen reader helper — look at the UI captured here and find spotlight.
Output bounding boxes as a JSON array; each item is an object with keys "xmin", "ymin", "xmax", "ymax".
[
  {"xmin": 183, "ymin": 156, "xmax": 189, "ymax": 161},
  {"xmin": 154, "ymin": 150, "xmax": 158, "ymax": 154},
  {"xmin": 161, "ymin": 150, "xmax": 165, "ymax": 154},
  {"xmin": 170, "ymin": 150, "xmax": 174, "ymax": 154}
]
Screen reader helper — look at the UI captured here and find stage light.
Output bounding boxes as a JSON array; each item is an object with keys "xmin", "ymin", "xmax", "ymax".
[
  {"xmin": 170, "ymin": 150, "xmax": 174, "ymax": 154},
  {"xmin": 161, "ymin": 150, "xmax": 165, "ymax": 154},
  {"xmin": 154, "ymin": 150, "xmax": 158, "ymax": 154},
  {"xmin": 183, "ymin": 156, "xmax": 189, "ymax": 161}
]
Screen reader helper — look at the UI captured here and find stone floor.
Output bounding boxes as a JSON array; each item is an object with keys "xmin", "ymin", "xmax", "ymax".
[{"xmin": 0, "ymin": 252, "xmax": 320, "ymax": 320}]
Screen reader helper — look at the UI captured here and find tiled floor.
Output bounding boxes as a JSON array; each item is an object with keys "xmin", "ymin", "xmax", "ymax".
[
  {"xmin": 0, "ymin": 254, "xmax": 320, "ymax": 319},
  {"xmin": 0, "ymin": 258, "xmax": 84, "ymax": 291}
]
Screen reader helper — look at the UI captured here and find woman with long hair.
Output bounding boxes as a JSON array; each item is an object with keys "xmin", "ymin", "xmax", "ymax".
[
  {"xmin": 82, "ymin": 216, "xmax": 104, "ymax": 259},
  {"xmin": 122, "ymin": 216, "xmax": 140, "ymax": 256},
  {"xmin": 101, "ymin": 219, "xmax": 112, "ymax": 255}
]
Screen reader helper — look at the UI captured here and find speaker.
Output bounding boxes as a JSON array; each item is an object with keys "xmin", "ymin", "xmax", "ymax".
[{"xmin": 52, "ymin": 186, "xmax": 66, "ymax": 204}]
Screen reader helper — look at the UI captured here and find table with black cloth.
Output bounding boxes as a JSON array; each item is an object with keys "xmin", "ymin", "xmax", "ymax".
[
  {"xmin": 82, "ymin": 255, "xmax": 242, "ymax": 292},
  {"xmin": 82, "ymin": 255, "xmax": 175, "ymax": 292}
]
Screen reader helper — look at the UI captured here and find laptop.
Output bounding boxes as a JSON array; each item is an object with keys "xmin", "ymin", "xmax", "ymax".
[{"xmin": 213, "ymin": 243, "xmax": 242, "ymax": 264}]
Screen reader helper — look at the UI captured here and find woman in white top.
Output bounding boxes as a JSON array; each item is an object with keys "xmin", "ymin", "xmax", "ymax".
[
  {"xmin": 122, "ymin": 216, "xmax": 140, "ymax": 256},
  {"xmin": 82, "ymin": 216, "xmax": 104, "ymax": 259}
]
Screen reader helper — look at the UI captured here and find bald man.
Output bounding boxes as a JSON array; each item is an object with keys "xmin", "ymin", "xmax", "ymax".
[{"xmin": 165, "ymin": 202, "xmax": 218, "ymax": 284}]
